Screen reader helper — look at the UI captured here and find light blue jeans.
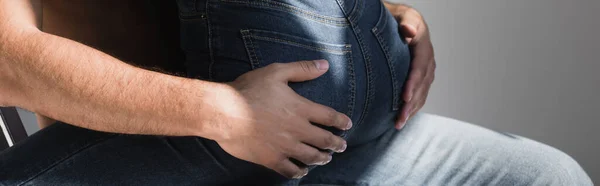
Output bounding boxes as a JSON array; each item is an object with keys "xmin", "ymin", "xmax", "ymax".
[{"xmin": 297, "ymin": 113, "xmax": 593, "ymax": 185}]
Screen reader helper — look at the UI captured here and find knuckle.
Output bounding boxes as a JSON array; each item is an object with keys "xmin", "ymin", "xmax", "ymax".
[
  {"xmin": 308, "ymin": 151, "xmax": 322, "ymax": 163},
  {"xmin": 407, "ymin": 7, "xmax": 421, "ymax": 16},
  {"xmin": 268, "ymin": 63, "xmax": 285, "ymax": 71},
  {"xmin": 326, "ymin": 109, "xmax": 340, "ymax": 126},
  {"xmin": 428, "ymin": 75, "xmax": 435, "ymax": 84},
  {"xmin": 324, "ymin": 134, "xmax": 337, "ymax": 147},
  {"xmin": 271, "ymin": 155, "xmax": 287, "ymax": 168},
  {"xmin": 270, "ymin": 62, "xmax": 283, "ymax": 68},
  {"xmin": 418, "ymin": 70, "xmax": 427, "ymax": 78},
  {"xmin": 411, "ymin": 69, "xmax": 424, "ymax": 79},
  {"xmin": 299, "ymin": 61, "xmax": 313, "ymax": 73}
]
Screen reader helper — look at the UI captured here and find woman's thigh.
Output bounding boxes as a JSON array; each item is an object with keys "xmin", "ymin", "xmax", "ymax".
[
  {"xmin": 300, "ymin": 113, "xmax": 593, "ymax": 186},
  {"xmin": 0, "ymin": 122, "xmax": 288, "ymax": 185}
]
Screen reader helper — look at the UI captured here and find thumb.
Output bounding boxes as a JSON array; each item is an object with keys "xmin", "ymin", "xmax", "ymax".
[
  {"xmin": 400, "ymin": 24, "xmax": 418, "ymax": 44},
  {"xmin": 278, "ymin": 60, "xmax": 329, "ymax": 82}
]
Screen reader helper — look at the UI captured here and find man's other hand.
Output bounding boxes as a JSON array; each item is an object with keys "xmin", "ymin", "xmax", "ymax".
[{"xmin": 385, "ymin": 2, "xmax": 437, "ymax": 130}]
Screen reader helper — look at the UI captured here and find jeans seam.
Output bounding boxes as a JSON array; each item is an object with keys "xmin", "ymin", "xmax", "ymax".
[
  {"xmin": 348, "ymin": 0, "xmax": 363, "ymax": 24},
  {"xmin": 178, "ymin": 0, "xmax": 202, "ymax": 18},
  {"xmin": 207, "ymin": 0, "xmax": 216, "ymax": 80},
  {"xmin": 218, "ymin": 0, "xmax": 349, "ymax": 27},
  {"xmin": 248, "ymin": 29, "xmax": 352, "ymax": 48},
  {"xmin": 358, "ymin": 25, "xmax": 375, "ymax": 131},
  {"xmin": 250, "ymin": 36, "xmax": 351, "ymax": 55},
  {"xmin": 240, "ymin": 30, "xmax": 260, "ymax": 69},
  {"xmin": 372, "ymin": 5, "xmax": 400, "ymax": 111},
  {"xmin": 342, "ymin": 52, "xmax": 356, "ymax": 138},
  {"xmin": 338, "ymin": 0, "xmax": 373, "ymax": 132},
  {"xmin": 19, "ymin": 134, "xmax": 119, "ymax": 186}
]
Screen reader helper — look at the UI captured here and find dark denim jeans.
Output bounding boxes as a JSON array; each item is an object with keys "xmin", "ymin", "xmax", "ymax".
[
  {"xmin": 0, "ymin": 0, "xmax": 411, "ymax": 185},
  {"xmin": 177, "ymin": 0, "xmax": 410, "ymax": 146}
]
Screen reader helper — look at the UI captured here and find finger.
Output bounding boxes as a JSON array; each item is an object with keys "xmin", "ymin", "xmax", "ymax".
[
  {"xmin": 411, "ymin": 36, "xmax": 434, "ymax": 58},
  {"xmin": 411, "ymin": 82, "xmax": 432, "ymax": 118},
  {"xmin": 396, "ymin": 84, "xmax": 423, "ymax": 128},
  {"xmin": 273, "ymin": 158, "xmax": 308, "ymax": 179},
  {"xmin": 402, "ymin": 67, "xmax": 424, "ymax": 102},
  {"xmin": 288, "ymin": 143, "xmax": 332, "ymax": 166},
  {"xmin": 398, "ymin": 9, "xmax": 422, "ymax": 42},
  {"xmin": 395, "ymin": 101, "xmax": 413, "ymax": 129},
  {"xmin": 299, "ymin": 125, "xmax": 347, "ymax": 153},
  {"xmin": 304, "ymin": 101, "xmax": 352, "ymax": 130},
  {"xmin": 403, "ymin": 44, "xmax": 432, "ymax": 101},
  {"xmin": 271, "ymin": 60, "xmax": 329, "ymax": 82},
  {"xmin": 396, "ymin": 78, "xmax": 431, "ymax": 128},
  {"xmin": 400, "ymin": 24, "xmax": 418, "ymax": 44}
]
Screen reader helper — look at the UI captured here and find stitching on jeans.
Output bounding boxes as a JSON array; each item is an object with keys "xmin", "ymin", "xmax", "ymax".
[
  {"xmin": 250, "ymin": 36, "xmax": 351, "ymax": 55},
  {"xmin": 351, "ymin": 12, "xmax": 374, "ymax": 131},
  {"xmin": 372, "ymin": 5, "xmax": 400, "ymax": 111},
  {"xmin": 357, "ymin": 26, "xmax": 375, "ymax": 131},
  {"xmin": 336, "ymin": 0, "xmax": 373, "ymax": 133},
  {"xmin": 178, "ymin": 0, "xmax": 203, "ymax": 18},
  {"xmin": 219, "ymin": 0, "xmax": 349, "ymax": 27},
  {"xmin": 240, "ymin": 30, "xmax": 260, "ymax": 69},
  {"xmin": 346, "ymin": 51, "xmax": 356, "ymax": 122},
  {"xmin": 249, "ymin": 29, "xmax": 352, "ymax": 48},
  {"xmin": 348, "ymin": 0, "xmax": 363, "ymax": 24},
  {"xmin": 19, "ymin": 134, "xmax": 119, "ymax": 185},
  {"xmin": 207, "ymin": 0, "xmax": 216, "ymax": 80},
  {"xmin": 241, "ymin": 29, "xmax": 352, "ymax": 55}
]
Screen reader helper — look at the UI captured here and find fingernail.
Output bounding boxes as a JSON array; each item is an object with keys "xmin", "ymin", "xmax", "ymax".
[
  {"xmin": 319, "ymin": 156, "xmax": 333, "ymax": 165},
  {"xmin": 399, "ymin": 120, "xmax": 408, "ymax": 130},
  {"xmin": 294, "ymin": 169, "xmax": 309, "ymax": 179},
  {"xmin": 346, "ymin": 120, "xmax": 353, "ymax": 130},
  {"xmin": 314, "ymin": 60, "xmax": 329, "ymax": 70},
  {"xmin": 338, "ymin": 143, "xmax": 347, "ymax": 153},
  {"xmin": 405, "ymin": 106, "xmax": 413, "ymax": 117},
  {"xmin": 396, "ymin": 123, "xmax": 404, "ymax": 130}
]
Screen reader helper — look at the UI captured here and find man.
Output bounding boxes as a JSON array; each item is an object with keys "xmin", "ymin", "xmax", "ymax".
[{"xmin": 0, "ymin": 0, "xmax": 592, "ymax": 185}]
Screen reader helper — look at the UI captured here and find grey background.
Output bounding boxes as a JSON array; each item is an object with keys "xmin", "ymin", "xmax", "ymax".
[
  {"xmin": 390, "ymin": 0, "xmax": 600, "ymax": 183},
  {"xmin": 15, "ymin": 0, "xmax": 599, "ymax": 183}
]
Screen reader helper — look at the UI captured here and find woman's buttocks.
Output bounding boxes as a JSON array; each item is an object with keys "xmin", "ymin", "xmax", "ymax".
[{"xmin": 178, "ymin": 0, "xmax": 410, "ymax": 146}]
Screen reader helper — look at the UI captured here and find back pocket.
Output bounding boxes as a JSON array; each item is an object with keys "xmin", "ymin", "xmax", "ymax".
[
  {"xmin": 241, "ymin": 29, "xmax": 355, "ymax": 136},
  {"xmin": 371, "ymin": 5, "xmax": 412, "ymax": 111}
]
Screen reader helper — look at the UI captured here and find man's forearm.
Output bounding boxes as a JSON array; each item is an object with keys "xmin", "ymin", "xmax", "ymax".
[{"xmin": 0, "ymin": 25, "xmax": 225, "ymax": 139}]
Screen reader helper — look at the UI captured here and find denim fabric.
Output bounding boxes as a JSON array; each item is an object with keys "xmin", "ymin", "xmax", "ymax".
[
  {"xmin": 0, "ymin": 0, "xmax": 592, "ymax": 185},
  {"xmin": 0, "ymin": 114, "xmax": 592, "ymax": 185},
  {"xmin": 177, "ymin": 0, "xmax": 411, "ymax": 146}
]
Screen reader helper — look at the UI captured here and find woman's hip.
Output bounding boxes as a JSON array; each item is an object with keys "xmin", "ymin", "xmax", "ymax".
[{"xmin": 177, "ymin": 0, "xmax": 411, "ymax": 145}]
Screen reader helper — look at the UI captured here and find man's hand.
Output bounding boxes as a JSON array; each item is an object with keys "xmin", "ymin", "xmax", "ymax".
[
  {"xmin": 384, "ymin": 2, "xmax": 436, "ymax": 129},
  {"xmin": 211, "ymin": 60, "xmax": 352, "ymax": 178}
]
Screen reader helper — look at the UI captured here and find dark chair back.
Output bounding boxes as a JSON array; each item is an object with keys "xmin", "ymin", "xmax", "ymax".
[{"xmin": 0, "ymin": 107, "xmax": 28, "ymax": 150}]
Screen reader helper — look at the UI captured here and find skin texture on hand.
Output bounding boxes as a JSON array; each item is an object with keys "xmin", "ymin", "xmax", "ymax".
[
  {"xmin": 214, "ymin": 60, "xmax": 352, "ymax": 178},
  {"xmin": 384, "ymin": 2, "xmax": 437, "ymax": 129}
]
